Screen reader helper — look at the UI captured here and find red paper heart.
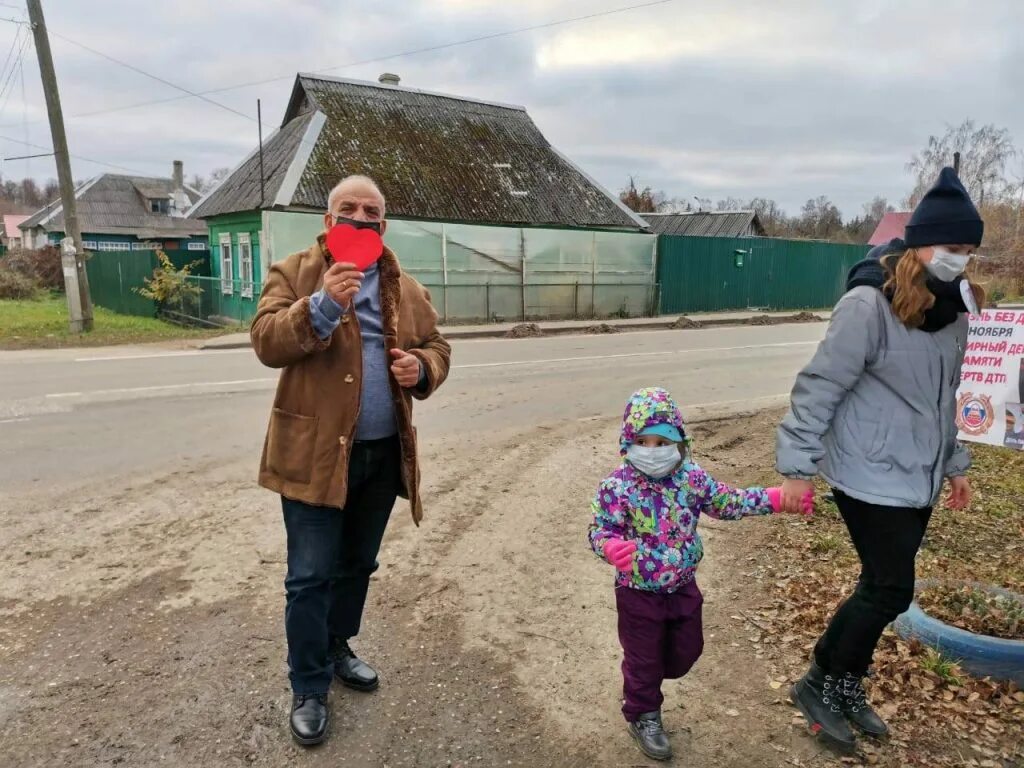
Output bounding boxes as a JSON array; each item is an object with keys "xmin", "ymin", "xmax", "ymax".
[{"xmin": 326, "ymin": 224, "xmax": 383, "ymax": 270}]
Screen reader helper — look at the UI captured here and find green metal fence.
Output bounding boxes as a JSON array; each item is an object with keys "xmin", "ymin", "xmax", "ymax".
[
  {"xmin": 657, "ymin": 235, "xmax": 870, "ymax": 314},
  {"xmin": 84, "ymin": 249, "xmax": 212, "ymax": 318},
  {"xmin": 161, "ymin": 276, "xmax": 261, "ymax": 327}
]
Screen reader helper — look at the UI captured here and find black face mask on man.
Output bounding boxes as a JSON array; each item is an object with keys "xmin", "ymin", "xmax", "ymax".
[{"xmin": 333, "ymin": 216, "xmax": 382, "ymax": 234}]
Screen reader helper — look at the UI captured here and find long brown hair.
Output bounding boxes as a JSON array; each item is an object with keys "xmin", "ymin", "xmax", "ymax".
[{"xmin": 881, "ymin": 249, "xmax": 986, "ymax": 328}]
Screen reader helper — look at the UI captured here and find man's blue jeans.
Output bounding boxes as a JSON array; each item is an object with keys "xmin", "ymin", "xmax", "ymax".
[{"xmin": 282, "ymin": 435, "xmax": 400, "ymax": 695}]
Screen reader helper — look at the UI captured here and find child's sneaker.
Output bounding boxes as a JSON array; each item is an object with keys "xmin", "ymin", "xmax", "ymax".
[
  {"xmin": 790, "ymin": 663, "xmax": 856, "ymax": 752},
  {"xmin": 627, "ymin": 711, "xmax": 672, "ymax": 761}
]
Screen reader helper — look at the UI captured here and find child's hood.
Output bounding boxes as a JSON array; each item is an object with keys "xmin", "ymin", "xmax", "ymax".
[{"xmin": 619, "ymin": 387, "xmax": 688, "ymax": 454}]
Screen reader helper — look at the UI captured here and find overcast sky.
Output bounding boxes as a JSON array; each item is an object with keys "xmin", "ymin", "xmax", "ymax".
[{"xmin": 0, "ymin": 0, "xmax": 1020, "ymax": 218}]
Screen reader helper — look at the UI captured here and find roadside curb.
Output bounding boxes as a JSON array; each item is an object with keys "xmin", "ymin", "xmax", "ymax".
[{"xmin": 198, "ymin": 313, "xmax": 830, "ymax": 350}]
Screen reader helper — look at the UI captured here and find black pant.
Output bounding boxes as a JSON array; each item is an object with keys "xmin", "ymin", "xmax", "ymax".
[
  {"xmin": 813, "ymin": 490, "xmax": 932, "ymax": 677},
  {"xmin": 282, "ymin": 435, "xmax": 401, "ymax": 695}
]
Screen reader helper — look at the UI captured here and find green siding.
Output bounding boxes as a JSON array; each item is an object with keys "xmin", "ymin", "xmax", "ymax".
[
  {"xmin": 207, "ymin": 211, "xmax": 263, "ymax": 323},
  {"xmin": 657, "ymin": 235, "xmax": 870, "ymax": 314}
]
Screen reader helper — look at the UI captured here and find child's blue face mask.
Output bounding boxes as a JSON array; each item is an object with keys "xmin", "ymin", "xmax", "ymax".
[{"xmin": 626, "ymin": 444, "xmax": 680, "ymax": 479}]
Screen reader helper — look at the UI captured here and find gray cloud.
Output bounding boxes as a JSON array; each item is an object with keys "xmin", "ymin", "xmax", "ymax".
[{"xmin": 0, "ymin": 0, "xmax": 1018, "ymax": 218}]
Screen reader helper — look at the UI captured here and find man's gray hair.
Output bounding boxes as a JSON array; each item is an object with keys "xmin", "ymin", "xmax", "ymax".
[{"xmin": 327, "ymin": 175, "xmax": 386, "ymax": 211}]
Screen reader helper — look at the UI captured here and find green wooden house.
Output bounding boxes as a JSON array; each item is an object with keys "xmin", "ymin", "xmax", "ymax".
[
  {"xmin": 20, "ymin": 161, "xmax": 208, "ymax": 256},
  {"xmin": 189, "ymin": 73, "xmax": 656, "ymax": 324}
]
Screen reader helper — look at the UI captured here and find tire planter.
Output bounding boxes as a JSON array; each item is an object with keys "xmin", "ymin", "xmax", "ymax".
[{"xmin": 894, "ymin": 579, "xmax": 1024, "ymax": 687}]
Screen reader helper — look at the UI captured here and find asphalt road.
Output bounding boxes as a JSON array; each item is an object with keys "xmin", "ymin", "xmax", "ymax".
[{"xmin": 0, "ymin": 323, "xmax": 826, "ymax": 495}]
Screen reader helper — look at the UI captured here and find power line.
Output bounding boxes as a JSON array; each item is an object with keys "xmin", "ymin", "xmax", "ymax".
[
  {"xmin": 48, "ymin": 29, "xmax": 255, "ymax": 122},
  {"xmin": 0, "ymin": 28, "xmax": 29, "ymax": 114},
  {"xmin": 0, "ymin": 23, "xmax": 22, "ymax": 88},
  {"xmin": 19, "ymin": 44, "xmax": 27, "ymax": 174},
  {"xmin": 0, "ymin": 0, "xmax": 676, "ymax": 175},
  {"xmin": 0, "ymin": 130, "xmax": 148, "ymax": 174},
  {"xmin": 0, "ymin": 0, "xmax": 677, "ymax": 128}
]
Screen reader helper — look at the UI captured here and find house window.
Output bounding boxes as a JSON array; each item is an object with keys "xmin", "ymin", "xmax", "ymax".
[
  {"xmin": 97, "ymin": 241, "xmax": 131, "ymax": 251},
  {"xmin": 220, "ymin": 234, "xmax": 233, "ymax": 295},
  {"xmin": 81, "ymin": 240, "xmax": 97, "ymax": 250},
  {"xmin": 132, "ymin": 242, "xmax": 159, "ymax": 251},
  {"xmin": 238, "ymin": 233, "xmax": 254, "ymax": 299},
  {"xmin": 150, "ymin": 199, "xmax": 169, "ymax": 214},
  {"xmin": 187, "ymin": 241, "xmax": 208, "ymax": 251}
]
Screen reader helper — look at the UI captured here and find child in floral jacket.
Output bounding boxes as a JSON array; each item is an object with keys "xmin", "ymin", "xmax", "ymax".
[{"xmin": 589, "ymin": 387, "xmax": 809, "ymax": 761}]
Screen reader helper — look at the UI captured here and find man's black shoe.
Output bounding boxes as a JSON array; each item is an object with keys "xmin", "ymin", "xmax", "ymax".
[
  {"xmin": 330, "ymin": 638, "xmax": 379, "ymax": 692},
  {"xmin": 290, "ymin": 694, "xmax": 328, "ymax": 746}
]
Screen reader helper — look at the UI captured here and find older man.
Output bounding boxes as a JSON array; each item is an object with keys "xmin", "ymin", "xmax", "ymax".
[{"xmin": 251, "ymin": 175, "xmax": 450, "ymax": 745}]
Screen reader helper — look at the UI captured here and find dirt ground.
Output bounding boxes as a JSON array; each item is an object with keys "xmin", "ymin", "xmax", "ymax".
[{"xmin": 0, "ymin": 410, "xmax": 1017, "ymax": 767}]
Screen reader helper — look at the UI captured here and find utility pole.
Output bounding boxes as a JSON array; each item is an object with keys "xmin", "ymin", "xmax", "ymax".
[
  {"xmin": 953, "ymin": 151, "xmax": 961, "ymax": 175},
  {"xmin": 26, "ymin": 0, "xmax": 93, "ymax": 332}
]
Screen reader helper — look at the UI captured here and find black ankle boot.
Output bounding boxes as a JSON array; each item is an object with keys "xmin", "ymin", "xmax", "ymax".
[
  {"xmin": 790, "ymin": 663, "xmax": 856, "ymax": 751},
  {"xmin": 841, "ymin": 673, "xmax": 889, "ymax": 737},
  {"xmin": 290, "ymin": 694, "xmax": 328, "ymax": 746},
  {"xmin": 627, "ymin": 711, "xmax": 672, "ymax": 761}
]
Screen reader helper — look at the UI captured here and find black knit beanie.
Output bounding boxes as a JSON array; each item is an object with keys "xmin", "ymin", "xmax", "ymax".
[{"xmin": 904, "ymin": 166, "xmax": 984, "ymax": 248}]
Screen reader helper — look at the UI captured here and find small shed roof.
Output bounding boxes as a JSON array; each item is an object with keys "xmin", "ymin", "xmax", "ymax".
[
  {"xmin": 867, "ymin": 211, "xmax": 911, "ymax": 246},
  {"xmin": 21, "ymin": 174, "xmax": 206, "ymax": 238},
  {"xmin": 641, "ymin": 210, "xmax": 765, "ymax": 237},
  {"xmin": 2, "ymin": 213, "xmax": 29, "ymax": 238},
  {"xmin": 190, "ymin": 73, "xmax": 645, "ymax": 231}
]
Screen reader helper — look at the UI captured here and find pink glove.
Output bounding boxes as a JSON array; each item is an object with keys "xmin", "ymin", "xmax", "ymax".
[
  {"xmin": 603, "ymin": 538, "xmax": 637, "ymax": 573},
  {"xmin": 767, "ymin": 487, "xmax": 814, "ymax": 516}
]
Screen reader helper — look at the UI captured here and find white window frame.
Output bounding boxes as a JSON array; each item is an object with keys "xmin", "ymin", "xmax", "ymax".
[
  {"xmin": 238, "ymin": 232, "xmax": 254, "ymax": 299},
  {"xmin": 187, "ymin": 241, "xmax": 208, "ymax": 251},
  {"xmin": 98, "ymin": 241, "xmax": 131, "ymax": 252},
  {"xmin": 81, "ymin": 240, "xmax": 97, "ymax": 250},
  {"xmin": 132, "ymin": 242, "xmax": 159, "ymax": 251},
  {"xmin": 220, "ymin": 234, "xmax": 233, "ymax": 295}
]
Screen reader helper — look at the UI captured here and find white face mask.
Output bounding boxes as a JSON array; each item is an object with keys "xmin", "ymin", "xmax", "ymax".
[
  {"xmin": 925, "ymin": 247, "xmax": 971, "ymax": 282},
  {"xmin": 626, "ymin": 444, "xmax": 681, "ymax": 479}
]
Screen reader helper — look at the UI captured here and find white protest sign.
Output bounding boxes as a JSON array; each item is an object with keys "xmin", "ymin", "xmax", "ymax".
[{"xmin": 956, "ymin": 309, "xmax": 1024, "ymax": 450}]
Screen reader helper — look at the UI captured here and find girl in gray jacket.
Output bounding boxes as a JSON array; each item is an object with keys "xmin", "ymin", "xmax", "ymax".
[{"xmin": 776, "ymin": 167, "xmax": 985, "ymax": 752}]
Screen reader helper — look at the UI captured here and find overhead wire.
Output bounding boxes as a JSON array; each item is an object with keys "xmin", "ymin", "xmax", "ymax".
[
  {"xmin": 0, "ymin": 130, "xmax": 149, "ymax": 175},
  {"xmin": 0, "ymin": 28, "xmax": 29, "ymax": 117},
  {"xmin": 0, "ymin": 0, "xmax": 679, "ymax": 178},
  {"xmin": 0, "ymin": 21, "xmax": 23, "ymax": 91},
  {"xmin": 48, "ymin": 30, "xmax": 256, "ymax": 122},
  {"xmin": 0, "ymin": 0, "xmax": 677, "ymax": 128}
]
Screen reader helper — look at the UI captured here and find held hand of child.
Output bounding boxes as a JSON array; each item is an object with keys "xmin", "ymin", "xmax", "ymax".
[
  {"xmin": 603, "ymin": 538, "xmax": 637, "ymax": 572},
  {"xmin": 768, "ymin": 485, "xmax": 814, "ymax": 516}
]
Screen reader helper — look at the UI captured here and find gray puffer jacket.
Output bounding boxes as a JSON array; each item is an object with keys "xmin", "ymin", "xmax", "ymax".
[{"xmin": 776, "ymin": 286, "xmax": 969, "ymax": 509}]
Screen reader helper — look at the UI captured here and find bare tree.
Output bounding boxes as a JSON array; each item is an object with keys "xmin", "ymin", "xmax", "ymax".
[
  {"xmin": 797, "ymin": 195, "xmax": 843, "ymax": 240},
  {"xmin": 189, "ymin": 167, "xmax": 232, "ymax": 194},
  {"xmin": 715, "ymin": 196, "xmax": 747, "ymax": 212},
  {"xmin": 43, "ymin": 178, "xmax": 59, "ymax": 204},
  {"xmin": 748, "ymin": 197, "xmax": 789, "ymax": 236},
  {"xmin": 619, "ymin": 176, "xmax": 658, "ymax": 213},
  {"xmin": 907, "ymin": 119, "xmax": 1017, "ymax": 207}
]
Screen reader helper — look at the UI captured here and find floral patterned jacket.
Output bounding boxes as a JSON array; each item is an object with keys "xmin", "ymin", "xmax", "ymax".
[{"xmin": 588, "ymin": 387, "xmax": 773, "ymax": 593}]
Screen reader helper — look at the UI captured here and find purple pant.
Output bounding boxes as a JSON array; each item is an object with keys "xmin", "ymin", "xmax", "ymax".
[{"xmin": 616, "ymin": 581, "xmax": 704, "ymax": 722}]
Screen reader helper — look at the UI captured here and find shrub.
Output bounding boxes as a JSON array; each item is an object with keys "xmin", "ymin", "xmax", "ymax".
[
  {"xmin": 135, "ymin": 251, "xmax": 202, "ymax": 317},
  {"xmin": 4, "ymin": 246, "xmax": 63, "ymax": 292},
  {"xmin": 0, "ymin": 265, "xmax": 39, "ymax": 299}
]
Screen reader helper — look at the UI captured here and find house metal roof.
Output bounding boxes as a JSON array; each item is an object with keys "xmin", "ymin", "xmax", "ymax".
[
  {"xmin": 641, "ymin": 211, "xmax": 765, "ymax": 237},
  {"xmin": 190, "ymin": 74, "xmax": 645, "ymax": 230},
  {"xmin": 867, "ymin": 211, "xmax": 911, "ymax": 246},
  {"xmin": 1, "ymin": 213, "xmax": 29, "ymax": 238},
  {"xmin": 21, "ymin": 174, "xmax": 206, "ymax": 238}
]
